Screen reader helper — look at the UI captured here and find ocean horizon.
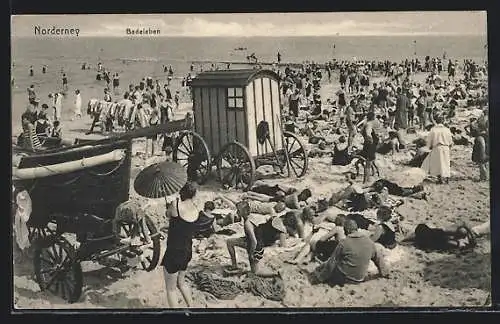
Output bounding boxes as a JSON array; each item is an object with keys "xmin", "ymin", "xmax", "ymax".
[{"xmin": 10, "ymin": 34, "xmax": 487, "ymax": 124}]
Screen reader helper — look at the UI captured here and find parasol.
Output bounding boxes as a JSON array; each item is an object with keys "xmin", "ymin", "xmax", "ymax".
[
  {"xmin": 385, "ymin": 167, "xmax": 427, "ymax": 188},
  {"xmin": 134, "ymin": 161, "xmax": 187, "ymax": 198}
]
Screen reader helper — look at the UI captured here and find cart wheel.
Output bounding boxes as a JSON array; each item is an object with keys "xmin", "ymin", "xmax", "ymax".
[
  {"xmin": 119, "ymin": 215, "xmax": 161, "ymax": 272},
  {"xmin": 282, "ymin": 131, "xmax": 308, "ymax": 178},
  {"xmin": 33, "ymin": 235, "xmax": 83, "ymax": 303},
  {"xmin": 216, "ymin": 141, "xmax": 256, "ymax": 191},
  {"xmin": 173, "ymin": 131, "xmax": 212, "ymax": 185}
]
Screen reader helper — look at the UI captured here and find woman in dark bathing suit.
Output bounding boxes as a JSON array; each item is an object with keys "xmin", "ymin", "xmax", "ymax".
[{"xmin": 162, "ymin": 182, "xmax": 199, "ymax": 308}]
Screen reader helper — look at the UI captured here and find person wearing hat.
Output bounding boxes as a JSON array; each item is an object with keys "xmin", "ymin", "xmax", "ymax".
[
  {"xmin": 311, "ymin": 219, "xmax": 389, "ymax": 285},
  {"xmin": 225, "ymin": 202, "xmax": 291, "ymax": 277},
  {"xmin": 162, "ymin": 181, "xmax": 200, "ymax": 308},
  {"xmin": 420, "ymin": 114, "xmax": 453, "ymax": 184}
]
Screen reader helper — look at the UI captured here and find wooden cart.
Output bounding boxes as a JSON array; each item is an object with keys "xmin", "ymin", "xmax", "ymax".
[
  {"xmin": 11, "ymin": 122, "xmax": 187, "ymax": 303},
  {"xmin": 172, "ymin": 69, "xmax": 308, "ymax": 190}
]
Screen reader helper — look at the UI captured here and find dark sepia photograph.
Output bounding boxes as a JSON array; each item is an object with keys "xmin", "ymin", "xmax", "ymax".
[{"xmin": 11, "ymin": 11, "xmax": 490, "ymax": 309}]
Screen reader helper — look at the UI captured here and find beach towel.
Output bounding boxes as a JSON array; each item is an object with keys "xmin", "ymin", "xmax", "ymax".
[
  {"xmin": 191, "ymin": 271, "xmax": 244, "ymax": 300},
  {"xmin": 244, "ymin": 273, "xmax": 286, "ymax": 302}
]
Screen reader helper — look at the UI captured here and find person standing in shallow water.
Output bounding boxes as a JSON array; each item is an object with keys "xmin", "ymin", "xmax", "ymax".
[
  {"xmin": 420, "ymin": 115, "xmax": 453, "ymax": 184},
  {"xmin": 72, "ymin": 89, "xmax": 82, "ymax": 120},
  {"xmin": 62, "ymin": 73, "xmax": 68, "ymax": 92},
  {"xmin": 162, "ymin": 182, "xmax": 199, "ymax": 308}
]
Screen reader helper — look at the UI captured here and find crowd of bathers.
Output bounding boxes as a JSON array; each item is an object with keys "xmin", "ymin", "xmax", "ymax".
[
  {"xmin": 156, "ymin": 54, "xmax": 489, "ymax": 307},
  {"xmin": 14, "ymin": 55, "xmax": 491, "ymax": 307}
]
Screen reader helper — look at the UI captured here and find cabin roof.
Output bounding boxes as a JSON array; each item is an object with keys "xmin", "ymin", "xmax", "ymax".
[{"xmin": 191, "ymin": 69, "xmax": 280, "ymax": 87}]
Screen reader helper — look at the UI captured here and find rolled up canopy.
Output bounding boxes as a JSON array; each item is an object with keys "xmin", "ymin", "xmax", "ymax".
[{"xmin": 13, "ymin": 149, "xmax": 126, "ymax": 180}]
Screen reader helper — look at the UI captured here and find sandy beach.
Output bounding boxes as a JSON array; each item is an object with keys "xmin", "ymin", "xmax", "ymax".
[
  {"xmin": 11, "ymin": 12, "xmax": 491, "ymax": 310},
  {"xmin": 12, "ymin": 68, "xmax": 491, "ymax": 308}
]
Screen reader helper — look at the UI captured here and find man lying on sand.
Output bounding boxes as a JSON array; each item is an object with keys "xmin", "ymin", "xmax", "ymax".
[
  {"xmin": 243, "ymin": 183, "xmax": 313, "ymax": 209},
  {"xmin": 401, "ymin": 222, "xmax": 477, "ymax": 251},
  {"xmin": 328, "ymin": 174, "xmax": 424, "ymax": 212}
]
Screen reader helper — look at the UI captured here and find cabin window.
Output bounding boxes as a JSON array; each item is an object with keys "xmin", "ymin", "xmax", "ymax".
[{"xmin": 227, "ymin": 87, "xmax": 244, "ymax": 109}]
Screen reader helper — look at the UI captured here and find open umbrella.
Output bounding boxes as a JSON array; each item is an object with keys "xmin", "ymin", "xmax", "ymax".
[{"xmin": 134, "ymin": 161, "xmax": 187, "ymax": 198}]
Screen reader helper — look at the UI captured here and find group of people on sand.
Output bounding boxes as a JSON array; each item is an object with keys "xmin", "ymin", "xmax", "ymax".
[
  {"xmin": 155, "ymin": 162, "xmax": 488, "ymax": 307},
  {"xmin": 17, "ymin": 83, "xmax": 84, "ymax": 150},
  {"xmin": 278, "ymin": 54, "xmax": 489, "ymax": 184},
  {"xmin": 145, "ymin": 54, "xmax": 489, "ymax": 308},
  {"xmin": 86, "ymin": 70, "xmax": 190, "ymax": 157}
]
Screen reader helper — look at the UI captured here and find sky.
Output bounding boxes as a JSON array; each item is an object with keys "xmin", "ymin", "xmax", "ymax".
[{"xmin": 11, "ymin": 12, "xmax": 487, "ymax": 37}]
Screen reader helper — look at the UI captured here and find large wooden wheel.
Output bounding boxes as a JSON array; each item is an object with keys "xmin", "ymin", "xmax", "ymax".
[
  {"xmin": 281, "ymin": 131, "xmax": 308, "ymax": 178},
  {"xmin": 119, "ymin": 215, "xmax": 161, "ymax": 272},
  {"xmin": 33, "ymin": 235, "xmax": 83, "ymax": 303},
  {"xmin": 172, "ymin": 131, "xmax": 212, "ymax": 185},
  {"xmin": 216, "ymin": 141, "xmax": 256, "ymax": 191}
]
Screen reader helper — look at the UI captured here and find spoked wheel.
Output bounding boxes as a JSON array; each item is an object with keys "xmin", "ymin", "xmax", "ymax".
[
  {"xmin": 280, "ymin": 131, "xmax": 308, "ymax": 178},
  {"xmin": 33, "ymin": 235, "xmax": 83, "ymax": 303},
  {"xmin": 172, "ymin": 131, "xmax": 212, "ymax": 185},
  {"xmin": 216, "ymin": 141, "xmax": 256, "ymax": 191},
  {"xmin": 119, "ymin": 215, "xmax": 161, "ymax": 271}
]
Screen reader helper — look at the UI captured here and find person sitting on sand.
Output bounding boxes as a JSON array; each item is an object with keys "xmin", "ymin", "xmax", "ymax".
[
  {"xmin": 311, "ymin": 219, "xmax": 389, "ymax": 286},
  {"xmin": 50, "ymin": 120, "xmax": 62, "ymax": 139},
  {"xmin": 194, "ymin": 200, "xmax": 241, "ymax": 237},
  {"xmin": 280, "ymin": 206, "xmax": 317, "ymax": 239},
  {"xmin": 225, "ymin": 201, "xmax": 290, "ymax": 277},
  {"xmin": 34, "ymin": 112, "xmax": 51, "ymax": 137},
  {"xmin": 369, "ymin": 206, "xmax": 397, "ymax": 249},
  {"xmin": 287, "ymin": 210, "xmax": 381, "ymax": 266}
]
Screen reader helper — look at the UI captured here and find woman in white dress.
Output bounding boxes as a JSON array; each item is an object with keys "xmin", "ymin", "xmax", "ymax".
[
  {"xmin": 73, "ymin": 89, "xmax": 82, "ymax": 120},
  {"xmin": 420, "ymin": 114, "xmax": 453, "ymax": 184},
  {"xmin": 54, "ymin": 92, "xmax": 63, "ymax": 121}
]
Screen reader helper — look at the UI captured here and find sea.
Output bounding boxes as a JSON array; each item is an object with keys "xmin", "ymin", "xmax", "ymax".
[{"xmin": 10, "ymin": 35, "xmax": 487, "ymax": 125}]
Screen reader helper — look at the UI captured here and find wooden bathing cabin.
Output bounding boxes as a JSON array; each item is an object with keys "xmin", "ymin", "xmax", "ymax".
[{"xmin": 190, "ymin": 69, "xmax": 283, "ymax": 158}]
